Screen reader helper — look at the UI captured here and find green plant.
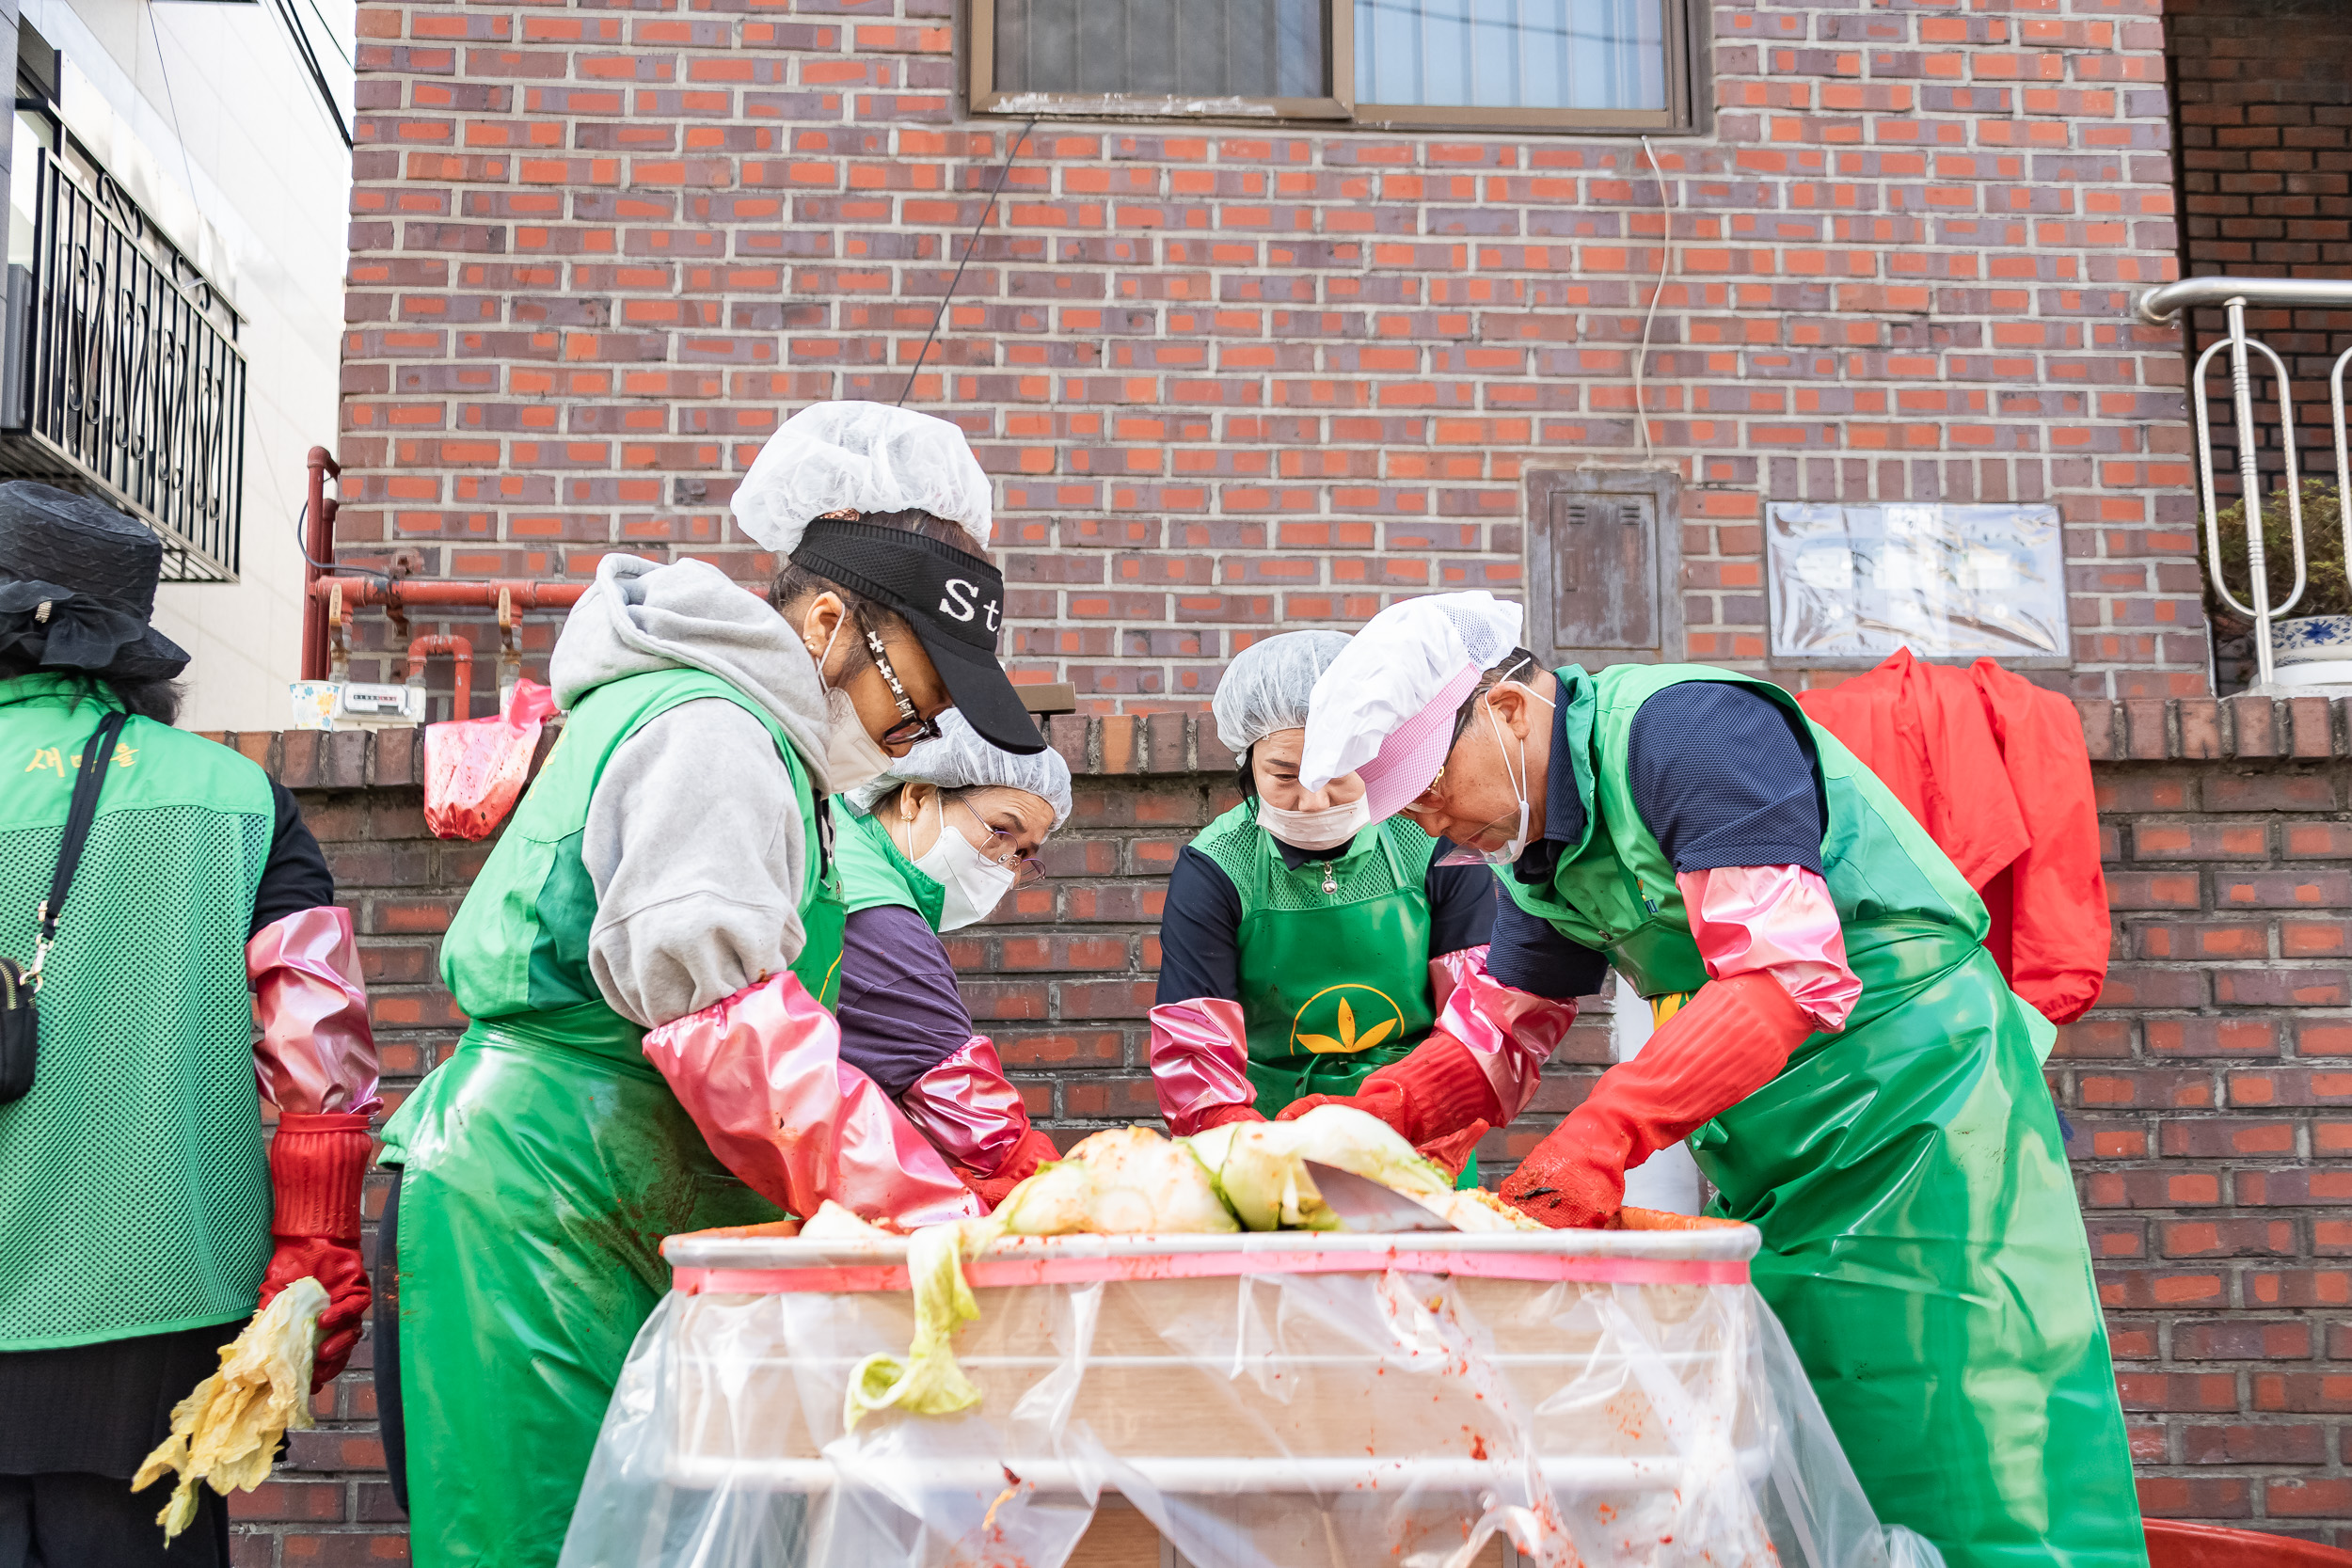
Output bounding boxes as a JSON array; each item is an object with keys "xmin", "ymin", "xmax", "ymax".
[{"xmin": 2203, "ymin": 477, "xmax": 2350, "ymax": 629}]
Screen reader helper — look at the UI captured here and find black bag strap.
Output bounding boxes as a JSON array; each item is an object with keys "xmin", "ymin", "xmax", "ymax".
[{"xmin": 38, "ymin": 710, "xmax": 129, "ymax": 947}]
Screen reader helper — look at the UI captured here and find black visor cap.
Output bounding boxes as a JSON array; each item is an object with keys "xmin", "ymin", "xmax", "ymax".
[{"xmin": 789, "ymin": 519, "xmax": 1047, "ymax": 755}]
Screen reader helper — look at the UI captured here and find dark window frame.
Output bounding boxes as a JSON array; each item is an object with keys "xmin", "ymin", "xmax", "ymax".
[{"xmin": 968, "ymin": 0, "xmax": 1705, "ymax": 136}]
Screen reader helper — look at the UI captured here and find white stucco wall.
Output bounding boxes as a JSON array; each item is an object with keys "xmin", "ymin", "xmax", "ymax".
[{"xmin": 26, "ymin": 0, "xmax": 352, "ymax": 731}]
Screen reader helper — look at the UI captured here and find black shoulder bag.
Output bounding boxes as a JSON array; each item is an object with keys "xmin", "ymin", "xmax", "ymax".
[{"xmin": 1, "ymin": 710, "xmax": 130, "ymax": 1104}]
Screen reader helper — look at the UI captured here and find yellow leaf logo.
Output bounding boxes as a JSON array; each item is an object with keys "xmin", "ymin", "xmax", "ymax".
[{"xmin": 1291, "ymin": 985, "xmax": 1406, "ymax": 1054}]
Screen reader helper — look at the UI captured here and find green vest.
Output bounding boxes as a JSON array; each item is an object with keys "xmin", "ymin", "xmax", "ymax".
[
  {"xmin": 0, "ymin": 675, "xmax": 275, "ymax": 1350},
  {"xmin": 1500, "ymin": 661, "xmax": 1994, "ymax": 1004},
  {"xmin": 431, "ymin": 665, "xmax": 846, "ymax": 1055},
  {"xmin": 834, "ymin": 804, "xmax": 946, "ymax": 932},
  {"xmin": 1501, "ymin": 665, "xmax": 2151, "ymax": 1566},
  {"xmin": 1188, "ymin": 802, "xmax": 1443, "ymax": 1110}
]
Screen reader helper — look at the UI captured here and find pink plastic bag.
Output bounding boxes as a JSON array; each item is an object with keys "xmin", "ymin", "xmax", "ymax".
[{"xmin": 423, "ymin": 678, "xmax": 558, "ymax": 841}]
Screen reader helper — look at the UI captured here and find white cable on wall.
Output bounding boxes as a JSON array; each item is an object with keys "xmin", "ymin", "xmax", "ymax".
[{"xmin": 1629, "ymin": 135, "xmax": 1676, "ymax": 459}]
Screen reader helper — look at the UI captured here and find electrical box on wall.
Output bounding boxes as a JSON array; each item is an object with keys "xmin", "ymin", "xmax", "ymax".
[{"xmin": 1525, "ymin": 467, "xmax": 1682, "ymax": 669}]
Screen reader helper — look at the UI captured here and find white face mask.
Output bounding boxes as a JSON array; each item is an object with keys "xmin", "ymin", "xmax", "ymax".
[
  {"xmin": 1435, "ymin": 680, "xmax": 1557, "ymax": 869},
  {"xmin": 807, "ymin": 611, "xmax": 894, "ymax": 793},
  {"xmin": 913, "ymin": 795, "xmax": 1018, "ymax": 931},
  {"xmin": 1258, "ymin": 795, "xmax": 1370, "ymax": 852}
]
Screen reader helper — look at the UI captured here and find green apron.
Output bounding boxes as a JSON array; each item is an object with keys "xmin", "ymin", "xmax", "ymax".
[
  {"xmin": 378, "ymin": 667, "xmax": 843, "ymax": 1568},
  {"xmin": 1188, "ymin": 802, "xmax": 1477, "ymax": 1186},
  {"xmin": 1501, "ymin": 662, "xmax": 2144, "ymax": 1568}
]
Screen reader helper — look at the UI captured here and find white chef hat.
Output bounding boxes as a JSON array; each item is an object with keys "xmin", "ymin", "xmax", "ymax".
[
  {"xmin": 1301, "ymin": 592, "xmax": 1527, "ymax": 824},
  {"xmin": 1212, "ymin": 629, "xmax": 1352, "ymax": 754},
  {"xmin": 730, "ymin": 401, "xmax": 993, "ymax": 558},
  {"xmin": 843, "ymin": 707, "xmax": 1073, "ymax": 829}
]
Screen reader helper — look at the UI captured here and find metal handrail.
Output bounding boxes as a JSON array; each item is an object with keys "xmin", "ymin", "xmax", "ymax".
[
  {"xmin": 2138, "ymin": 277, "xmax": 2352, "ymax": 688},
  {"xmin": 2139, "ymin": 277, "xmax": 2352, "ymax": 325}
]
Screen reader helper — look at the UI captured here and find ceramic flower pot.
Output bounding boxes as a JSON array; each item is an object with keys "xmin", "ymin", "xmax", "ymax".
[{"xmin": 2270, "ymin": 614, "xmax": 2352, "ymax": 687}]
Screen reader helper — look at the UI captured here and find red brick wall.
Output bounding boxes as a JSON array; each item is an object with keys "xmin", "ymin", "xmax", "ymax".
[
  {"xmin": 207, "ymin": 695, "xmax": 2352, "ymax": 1560},
  {"xmin": 343, "ymin": 0, "xmax": 2201, "ymax": 705},
  {"xmin": 2167, "ymin": 0, "xmax": 2352, "ymax": 483}
]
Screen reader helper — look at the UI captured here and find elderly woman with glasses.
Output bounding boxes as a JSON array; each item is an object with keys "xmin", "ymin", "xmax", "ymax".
[{"xmin": 828, "ymin": 710, "xmax": 1072, "ymax": 1206}]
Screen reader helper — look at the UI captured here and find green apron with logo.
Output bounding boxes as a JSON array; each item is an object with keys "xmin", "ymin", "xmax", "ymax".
[
  {"xmin": 378, "ymin": 667, "xmax": 843, "ymax": 1568},
  {"xmin": 1188, "ymin": 802, "xmax": 1478, "ymax": 1186},
  {"xmin": 0, "ymin": 676, "xmax": 274, "ymax": 1352},
  {"xmin": 834, "ymin": 803, "xmax": 946, "ymax": 930},
  {"xmin": 1500, "ymin": 662, "xmax": 2143, "ymax": 1568}
]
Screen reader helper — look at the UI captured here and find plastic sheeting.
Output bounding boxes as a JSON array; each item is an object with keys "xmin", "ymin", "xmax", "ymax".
[{"xmin": 560, "ymin": 1227, "xmax": 1942, "ymax": 1568}]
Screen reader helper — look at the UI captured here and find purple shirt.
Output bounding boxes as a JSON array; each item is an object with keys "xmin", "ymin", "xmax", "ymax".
[{"xmin": 834, "ymin": 903, "xmax": 975, "ymax": 1097}]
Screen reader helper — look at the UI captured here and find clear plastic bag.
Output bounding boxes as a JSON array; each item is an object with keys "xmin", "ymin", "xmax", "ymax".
[
  {"xmin": 422, "ymin": 678, "xmax": 558, "ymax": 841},
  {"xmin": 559, "ymin": 1230, "xmax": 1943, "ymax": 1568}
]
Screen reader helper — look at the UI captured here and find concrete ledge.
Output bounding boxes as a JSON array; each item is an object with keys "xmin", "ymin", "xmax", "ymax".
[
  {"xmin": 2074, "ymin": 697, "xmax": 2350, "ymax": 763},
  {"xmin": 207, "ymin": 701, "xmax": 2352, "ymax": 789}
]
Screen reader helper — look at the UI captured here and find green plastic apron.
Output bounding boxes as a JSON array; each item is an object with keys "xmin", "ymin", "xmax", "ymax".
[
  {"xmin": 1502, "ymin": 663, "xmax": 2144, "ymax": 1568},
  {"xmin": 1187, "ymin": 803, "xmax": 1477, "ymax": 1186},
  {"xmin": 378, "ymin": 667, "xmax": 843, "ymax": 1568}
]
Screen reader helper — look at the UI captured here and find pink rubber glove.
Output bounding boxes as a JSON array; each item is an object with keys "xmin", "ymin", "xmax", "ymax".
[
  {"xmin": 1149, "ymin": 997, "xmax": 1261, "ymax": 1136},
  {"xmin": 642, "ymin": 973, "xmax": 980, "ymax": 1229},
  {"xmin": 246, "ymin": 906, "xmax": 381, "ymax": 1117}
]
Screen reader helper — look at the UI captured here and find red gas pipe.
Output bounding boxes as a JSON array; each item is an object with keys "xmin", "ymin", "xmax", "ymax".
[
  {"xmin": 306, "ymin": 577, "xmax": 589, "ymax": 611},
  {"xmin": 406, "ymin": 635, "xmax": 474, "ymax": 721}
]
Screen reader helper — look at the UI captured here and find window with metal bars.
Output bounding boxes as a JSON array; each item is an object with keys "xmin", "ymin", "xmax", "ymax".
[{"xmin": 971, "ymin": 0, "xmax": 1701, "ymax": 134}]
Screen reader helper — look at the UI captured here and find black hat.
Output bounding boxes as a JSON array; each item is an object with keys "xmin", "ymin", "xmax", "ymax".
[
  {"xmin": 0, "ymin": 482, "xmax": 189, "ymax": 680},
  {"xmin": 788, "ymin": 518, "xmax": 1045, "ymax": 755}
]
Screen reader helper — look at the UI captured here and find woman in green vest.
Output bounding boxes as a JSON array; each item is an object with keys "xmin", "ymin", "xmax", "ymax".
[
  {"xmin": 0, "ymin": 484, "xmax": 380, "ymax": 1568},
  {"xmin": 1296, "ymin": 591, "xmax": 2146, "ymax": 1568},
  {"xmin": 829, "ymin": 709, "xmax": 1071, "ymax": 1207},
  {"xmin": 375, "ymin": 403, "xmax": 1050, "ymax": 1568},
  {"xmin": 1150, "ymin": 630, "xmax": 1580, "ymax": 1179}
]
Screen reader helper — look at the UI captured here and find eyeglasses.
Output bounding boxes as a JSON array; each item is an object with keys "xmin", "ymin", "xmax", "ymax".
[
  {"xmin": 951, "ymin": 793, "xmax": 1045, "ymax": 889},
  {"xmin": 864, "ymin": 624, "xmax": 944, "ymax": 748}
]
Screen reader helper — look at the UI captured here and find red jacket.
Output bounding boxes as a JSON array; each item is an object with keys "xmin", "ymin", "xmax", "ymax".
[{"xmin": 1798, "ymin": 649, "xmax": 2107, "ymax": 1025}]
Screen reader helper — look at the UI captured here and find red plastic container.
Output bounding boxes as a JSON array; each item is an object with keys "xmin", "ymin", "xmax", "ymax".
[{"xmin": 2148, "ymin": 1522, "xmax": 2352, "ymax": 1567}]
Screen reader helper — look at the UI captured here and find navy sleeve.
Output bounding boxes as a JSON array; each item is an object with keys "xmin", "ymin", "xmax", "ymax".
[
  {"xmin": 834, "ymin": 905, "xmax": 978, "ymax": 1097},
  {"xmin": 1153, "ymin": 845, "xmax": 1244, "ymax": 1006},
  {"xmin": 1484, "ymin": 897, "xmax": 1611, "ymax": 1000},
  {"xmin": 1424, "ymin": 847, "xmax": 1499, "ymax": 958},
  {"xmin": 249, "ymin": 784, "xmax": 338, "ymax": 937},
  {"xmin": 1625, "ymin": 684, "xmax": 1825, "ymax": 875}
]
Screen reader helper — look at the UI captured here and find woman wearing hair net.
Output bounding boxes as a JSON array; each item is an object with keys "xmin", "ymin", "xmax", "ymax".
[
  {"xmin": 373, "ymin": 402, "xmax": 1048, "ymax": 1568},
  {"xmin": 1149, "ymin": 630, "xmax": 1580, "ymax": 1179},
  {"xmin": 831, "ymin": 710, "xmax": 1071, "ymax": 1206},
  {"xmin": 1296, "ymin": 592, "xmax": 2143, "ymax": 1568}
]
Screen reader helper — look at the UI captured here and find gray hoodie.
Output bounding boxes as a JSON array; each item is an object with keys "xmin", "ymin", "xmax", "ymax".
[{"xmin": 550, "ymin": 554, "xmax": 835, "ymax": 1028}]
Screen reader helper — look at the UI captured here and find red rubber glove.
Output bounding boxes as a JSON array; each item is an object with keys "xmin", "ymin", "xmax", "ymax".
[
  {"xmin": 1277, "ymin": 1031, "xmax": 1502, "ymax": 1145},
  {"xmin": 1191, "ymin": 1101, "xmax": 1267, "ymax": 1132},
  {"xmin": 259, "ymin": 1112, "xmax": 375, "ymax": 1390},
  {"xmin": 960, "ymin": 1126, "xmax": 1063, "ymax": 1212},
  {"xmin": 1500, "ymin": 972, "xmax": 1814, "ymax": 1229}
]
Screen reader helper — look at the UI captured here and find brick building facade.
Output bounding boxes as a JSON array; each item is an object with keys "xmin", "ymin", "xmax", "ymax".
[
  {"xmin": 208, "ymin": 694, "xmax": 2352, "ymax": 1560},
  {"xmin": 342, "ymin": 0, "xmax": 2200, "ymax": 709}
]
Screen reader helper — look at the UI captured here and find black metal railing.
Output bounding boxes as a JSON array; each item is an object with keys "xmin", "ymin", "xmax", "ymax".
[{"xmin": 0, "ymin": 146, "xmax": 246, "ymax": 581}]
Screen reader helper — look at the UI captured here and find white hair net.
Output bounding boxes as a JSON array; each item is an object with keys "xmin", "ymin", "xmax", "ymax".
[
  {"xmin": 1213, "ymin": 630, "xmax": 1352, "ymax": 754},
  {"xmin": 1300, "ymin": 592, "xmax": 1525, "ymax": 792},
  {"xmin": 730, "ymin": 401, "xmax": 993, "ymax": 558},
  {"xmin": 843, "ymin": 707, "xmax": 1073, "ymax": 829}
]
